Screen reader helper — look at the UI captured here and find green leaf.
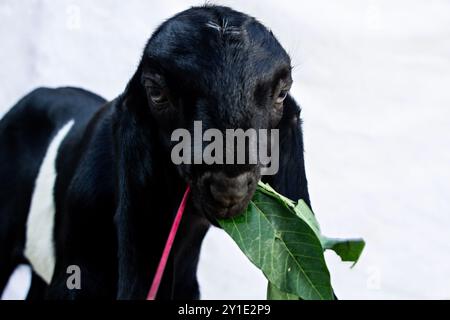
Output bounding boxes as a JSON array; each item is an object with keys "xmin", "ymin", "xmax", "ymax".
[
  {"xmin": 219, "ymin": 181, "xmax": 365, "ymax": 300},
  {"xmin": 267, "ymin": 282, "xmax": 301, "ymax": 300},
  {"xmin": 321, "ymin": 237, "xmax": 365, "ymax": 267},
  {"xmin": 290, "ymin": 189, "xmax": 365, "ymax": 266},
  {"xmin": 219, "ymin": 185, "xmax": 334, "ymax": 300},
  {"xmin": 256, "ymin": 182, "xmax": 297, "ymax": 209},
  {"xmin": 294, "ymin": 199, "xmax": 321, "ymax": 236}
]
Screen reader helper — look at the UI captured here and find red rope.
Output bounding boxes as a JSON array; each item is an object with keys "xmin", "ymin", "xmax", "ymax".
[{"xmin": 146, "ymin": 185, "xmax": 191, "ymax": 300}]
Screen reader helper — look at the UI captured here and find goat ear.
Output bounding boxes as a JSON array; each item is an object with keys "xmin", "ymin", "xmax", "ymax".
[
  {"xmin": 121, "ymin": 63, "xmax": 149, "ymax": 117},
  {"xmin": 262, "ymin": 94, "xmax": 312, "ymax": 208}
]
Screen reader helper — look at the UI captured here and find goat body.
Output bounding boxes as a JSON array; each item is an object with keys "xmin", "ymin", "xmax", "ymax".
[{"xmin": 0, "ymin": 6, "xmax": 310, "ymax": 300}]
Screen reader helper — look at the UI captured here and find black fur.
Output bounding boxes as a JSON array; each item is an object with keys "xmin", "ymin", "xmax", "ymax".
[{"xmin": 0, "ymin": 6, "xmax": 310, "ymax": 300}]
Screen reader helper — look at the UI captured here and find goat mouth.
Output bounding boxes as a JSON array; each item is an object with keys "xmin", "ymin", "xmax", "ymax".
[
  {"xmin": 186, "ymin": 168, "xmax": 260, "ymax": 224},
  {"xmin": 208, "ymin": 200, "xmax": 248, "ymax": 218},
  {"xmin": 191, "ymin": 186, "xmax": 256, "ymax": 226}
]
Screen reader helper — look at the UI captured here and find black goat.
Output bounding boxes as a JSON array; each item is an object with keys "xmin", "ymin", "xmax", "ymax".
[{"xmin": 0, "ymin": 5, "xmax": 311, "ymax": 300}]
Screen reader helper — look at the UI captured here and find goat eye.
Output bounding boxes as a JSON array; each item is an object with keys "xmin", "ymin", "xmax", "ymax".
[
  {"xmin": 276, "ymin": 90, "xmax": 288, "ymax": 104},
  {"xmin": 143, "ymin": 78, "xmax": 168, "ymax": 105},
  {"xmin": 148, "ymin": 87, "xmax": 168, "ymax": 105}
]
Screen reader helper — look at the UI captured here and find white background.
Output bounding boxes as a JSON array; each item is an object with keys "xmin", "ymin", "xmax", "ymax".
[{"xmin": 1, "ymin": 0, "xmax": 449, "ymax": 299}]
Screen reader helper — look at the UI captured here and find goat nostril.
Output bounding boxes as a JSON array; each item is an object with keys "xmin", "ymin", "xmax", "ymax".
[
  {"xmin": 208, "ymin": 171, "xmax": 254, "ymax": 208},
  {"xmin": 210, "ymin": 186, "xmax": 246, "ymax": 207},
  {"xmin": 210, "ymin": 183, "xmax": 247, "ymax": 208}
]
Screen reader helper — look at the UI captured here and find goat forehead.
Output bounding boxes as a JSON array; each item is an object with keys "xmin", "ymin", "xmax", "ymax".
[
  {"xmin": 144, "ymin": 6, "xmax": 291, "ymax": 94},
  {"xmin": 205, "ymin": 19, "xmax": 242, "ymax": 36},
  {"xmin": 148, "ymin": 7, "xmax": 288, "ymax": 63},
  {"xmin": 157, "ymin": 46, "xmax": 286, "ymax": 91}
]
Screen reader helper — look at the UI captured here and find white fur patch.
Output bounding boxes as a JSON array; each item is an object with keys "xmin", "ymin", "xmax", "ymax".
[{"xmin": 24, "ymin": 120, "xmax": 74, "ymax": 284}]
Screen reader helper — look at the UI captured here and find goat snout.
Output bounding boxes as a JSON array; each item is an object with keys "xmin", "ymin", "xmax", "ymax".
[{"xmin": 209, "ymin": 171, "xmax": 254, "ymax": 208}]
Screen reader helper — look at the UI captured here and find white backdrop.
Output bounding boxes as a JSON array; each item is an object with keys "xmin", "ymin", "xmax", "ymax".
[{"xmin": 1, "ymin": 0, "xmax": 449, "ymax": 299}]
